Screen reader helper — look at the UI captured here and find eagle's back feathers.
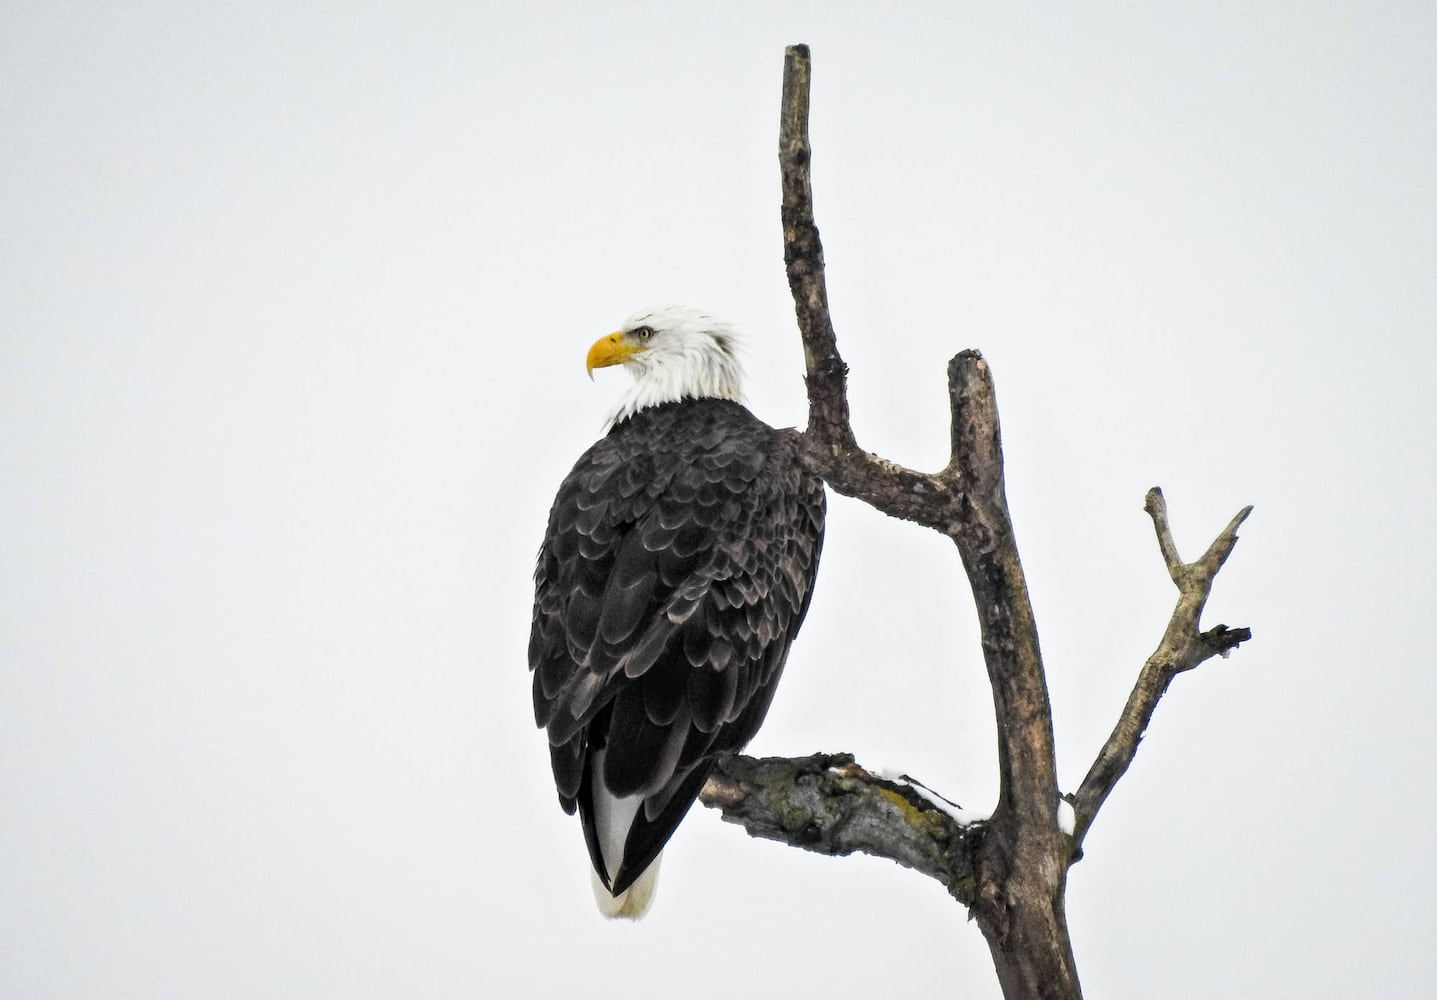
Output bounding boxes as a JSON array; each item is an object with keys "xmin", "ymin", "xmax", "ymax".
[{"xmin": 529, "ymin": 397, "xmax": 825, "ymax": 914}]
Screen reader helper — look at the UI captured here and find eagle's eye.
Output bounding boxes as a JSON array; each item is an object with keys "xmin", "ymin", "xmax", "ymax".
[{"xmin": 631, "ymin": 326, "xmax": 655, "ymax": 342}]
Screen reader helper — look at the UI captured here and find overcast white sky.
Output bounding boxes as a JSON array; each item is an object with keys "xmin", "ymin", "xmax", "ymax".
[{"xmin": 4, "ymin": 3, "xmax": 1435, "ymax": 997}]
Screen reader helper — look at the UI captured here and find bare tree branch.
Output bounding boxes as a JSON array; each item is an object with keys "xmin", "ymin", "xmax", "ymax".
[
  {"xmin": 942, "ymin": 353, "xmax": 1059, "ymax": 833},
  {"xmin": 702, "ymin": 753, "xmax": 985, "ymax": 903},
  {"xmin": 1069, "ymin": 489, "xmax": 1253, "ymax": 845},
  {"xmin": 778, "ymin": 45, "xmax": 964, "ymax": 530},
  {"xmin": 699, "ymin": 45, "xmax": 1251, "ymax": 1000}
]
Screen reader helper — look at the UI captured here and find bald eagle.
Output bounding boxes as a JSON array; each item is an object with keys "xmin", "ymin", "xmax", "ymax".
[{"xmin": 529, "ymin": 305, "xmax": 825, "ymax": 918}]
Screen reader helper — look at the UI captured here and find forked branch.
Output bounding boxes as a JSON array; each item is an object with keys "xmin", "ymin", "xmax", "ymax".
[
  {"xmin": 1068, "ymin": 489, "xmax": 1253, "ymax": 845},
  {"xmin": 775, "ymin": 42, "xmax": 1058, "ymax": 836},
  {"xmin": 780, "ymin": 45, "xmax": 968, "ymax": 531}
]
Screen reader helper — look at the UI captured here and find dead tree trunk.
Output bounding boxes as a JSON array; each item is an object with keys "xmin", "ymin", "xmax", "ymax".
[{"xmin": 699, "ymin": 45, "xmax": 1252, "ymax": 1000}]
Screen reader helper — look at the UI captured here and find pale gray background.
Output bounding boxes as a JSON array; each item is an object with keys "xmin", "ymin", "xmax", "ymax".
[{"xmin": 4, "ymin": 3, "xmax": 1433, "ymax": 997}]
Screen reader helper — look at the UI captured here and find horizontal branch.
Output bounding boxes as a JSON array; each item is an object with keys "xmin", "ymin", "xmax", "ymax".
[
  {"xmin": 1069, "ymin": 489, "xmax": 1253, "ymax": 845},
  {"xmin": 700, "ymin": 752, "xmax": 985, "ymax": 904}
]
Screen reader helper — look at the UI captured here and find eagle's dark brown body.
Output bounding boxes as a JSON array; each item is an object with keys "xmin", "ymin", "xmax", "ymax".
[{"xmin": 530, "ymin": 397, "xmax": 825, "ymax": 898}]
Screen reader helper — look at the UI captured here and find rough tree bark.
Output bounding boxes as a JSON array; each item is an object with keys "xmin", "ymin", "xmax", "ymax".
[{"xmin": 698, "ymin": 45, "xmax": 1252, "ymax": 1000}]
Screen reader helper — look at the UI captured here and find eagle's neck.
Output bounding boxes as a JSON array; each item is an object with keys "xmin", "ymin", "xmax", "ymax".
[{"xmin": 605, "ymin": 343, "xmax": 744, "ymax": 427}]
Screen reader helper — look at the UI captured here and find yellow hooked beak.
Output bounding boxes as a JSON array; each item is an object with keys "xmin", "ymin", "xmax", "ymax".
[{"xmin": 586, "ymin": 331, "xmax": 645, "ymax": 379}]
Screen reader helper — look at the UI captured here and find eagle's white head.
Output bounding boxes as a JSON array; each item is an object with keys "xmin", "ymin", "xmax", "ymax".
[{"xmin": 586, "ymin": 305, "xmax": 746, "ymax": 425}]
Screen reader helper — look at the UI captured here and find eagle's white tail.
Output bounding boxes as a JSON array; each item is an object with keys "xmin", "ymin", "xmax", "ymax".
[{"xmin": 592, "ymin": 852, "xmax": 662, "ymax": 919}]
